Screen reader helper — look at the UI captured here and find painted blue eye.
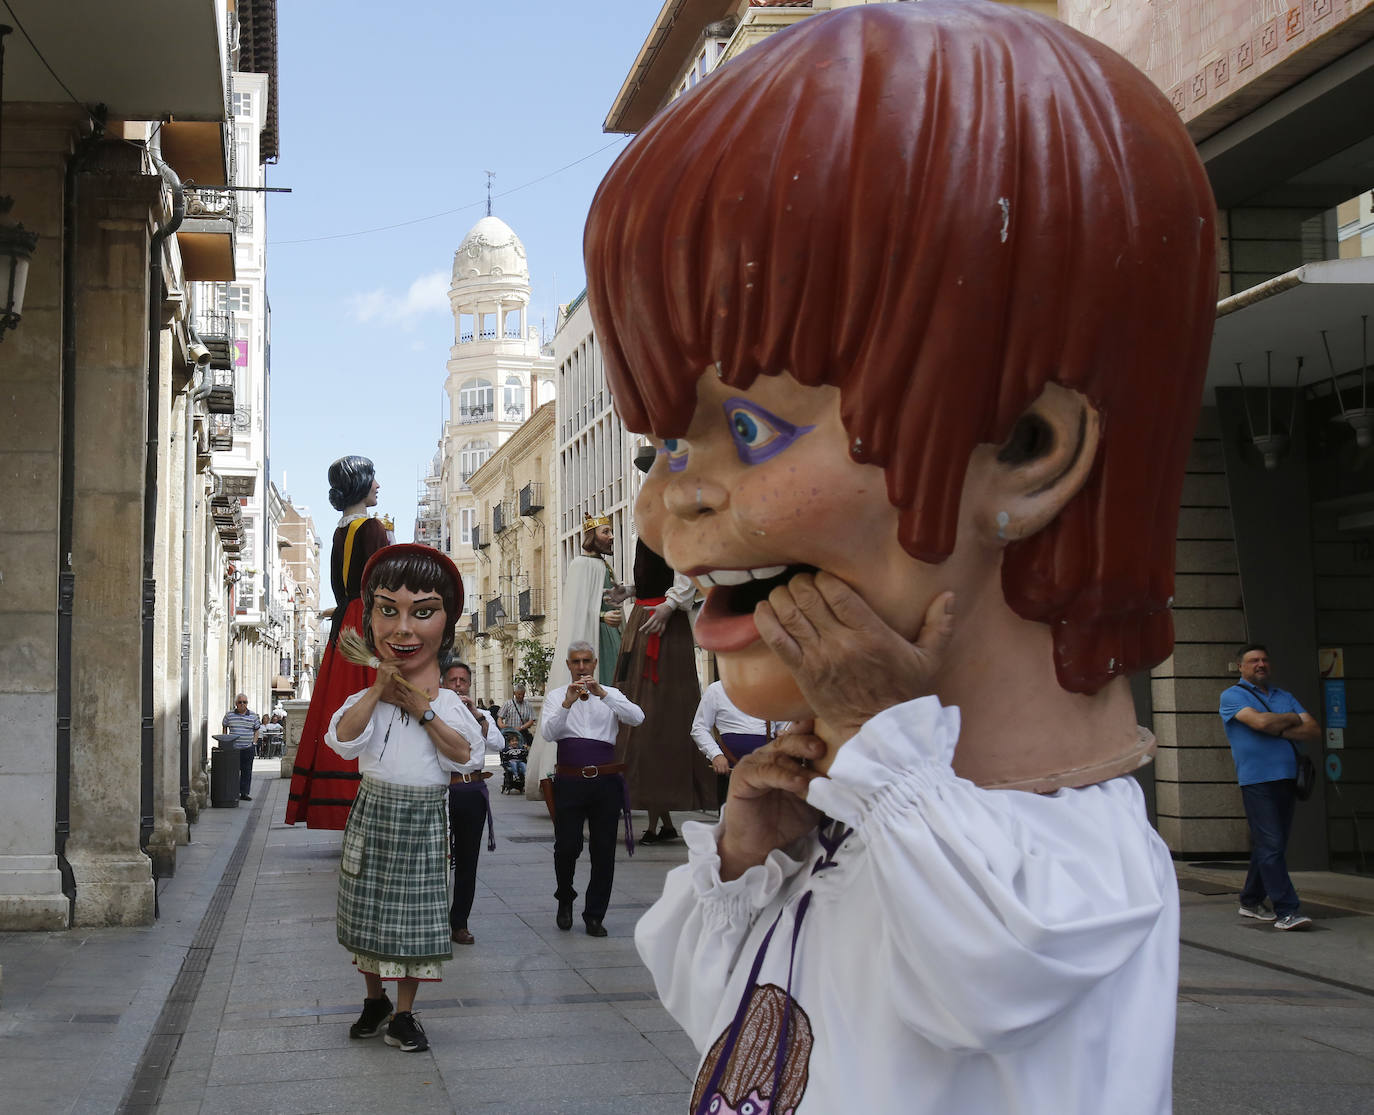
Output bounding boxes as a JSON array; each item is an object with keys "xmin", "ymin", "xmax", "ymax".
[
  {"xmin": 723, "ymin": 398, "xmax": 815, "ymax": 465},
  {"xmin": 659, "ymin": 438, "xmax": 689, "ymax": 473},
  {"xmin": 732, "ymin": 411, "xmax": 761, "ymax": 444}
]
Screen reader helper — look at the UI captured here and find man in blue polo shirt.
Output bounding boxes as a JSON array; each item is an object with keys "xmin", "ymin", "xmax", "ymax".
[
  {"xmin": 1219, "ymin": 644, "xmax": 1319, "ymax": 931},
  {"xmin": 222, "ymin": 693, "xmax": 261, "ymax": 802}
]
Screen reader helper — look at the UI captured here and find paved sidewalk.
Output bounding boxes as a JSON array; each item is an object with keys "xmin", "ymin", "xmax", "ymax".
[{"xmin": 3, "ymin": 757, "xmax": 1374, "ymax": 1113}]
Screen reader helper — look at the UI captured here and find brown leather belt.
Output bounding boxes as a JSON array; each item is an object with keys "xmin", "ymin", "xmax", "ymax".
[
  {"xmin": 554, "ymin": 761, "xmax": 627, "ymax": 779},
  {"xmin": 450, "ymin": 770, "xmax": 494, "ymax": 784}
]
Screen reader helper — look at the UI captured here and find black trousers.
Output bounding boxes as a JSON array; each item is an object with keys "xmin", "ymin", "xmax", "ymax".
[
  {"xmin": 238, "ymin": 747, "xmax": 255, "ymax": 796},
  {"xmin": 553, "ymin": 775, "xmax": 622, "ymax": 921},
  {"xmin": 448, "ymin": 783, "xmax": 489, "ymax": 932}
]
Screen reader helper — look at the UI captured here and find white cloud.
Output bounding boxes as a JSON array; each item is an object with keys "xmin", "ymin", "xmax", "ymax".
[{"xmin": 349, "ymin": 270, "xmax": 449, "ymax": 328}]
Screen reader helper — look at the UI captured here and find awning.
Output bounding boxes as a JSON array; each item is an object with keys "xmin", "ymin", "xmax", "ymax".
[{"xmin": 1205, "ymin": 257, "xmax": 1374, "ymax": 401}]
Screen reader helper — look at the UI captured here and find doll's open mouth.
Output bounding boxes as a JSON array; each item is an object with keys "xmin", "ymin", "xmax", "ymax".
[
  {"xmin": 691, "ymin": 563, "xmax": 820, "ymax": 652},
  {"xmin": 717, "ymin": 563, "xmax": 819, "ymax": 615},
  {"xmin": 386, "ymin": 643, "xmax": 421, "ymax": 657}
]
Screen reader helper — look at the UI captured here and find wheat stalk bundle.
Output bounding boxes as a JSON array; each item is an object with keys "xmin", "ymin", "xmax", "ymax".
[{"xmin": 336, "ymin": 627, "xmax": 427, "ymax": 694}]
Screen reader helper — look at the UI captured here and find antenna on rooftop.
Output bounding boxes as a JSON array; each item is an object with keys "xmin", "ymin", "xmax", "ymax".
[{"xmin": 485, "ymin": 170, "xmax": 495, "ymax": 217}]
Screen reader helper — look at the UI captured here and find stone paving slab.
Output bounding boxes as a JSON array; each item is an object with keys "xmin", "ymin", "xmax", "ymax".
[{"xmin": 6, "ymin": 753, "xmax": 1374, "ymax": 1112}]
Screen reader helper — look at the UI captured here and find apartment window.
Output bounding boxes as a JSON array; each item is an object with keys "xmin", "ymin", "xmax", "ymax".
[
  {"xmin": 503, "ymin": 375, "xmax": 524, "ymax": 420},
  {"xmin": 235, "ymin": 123, "xmax": 252, "ymax": 184},
  {"xmin": 218, "ymin": 284, "xmax": 252, "ymax": 315},
  {"xmin": 231, "ymin": 90, "xmax": 254, "ymax": 118},
  {"xmin": 460, "ymin": 439, "xmax": 492, "ymax": 481},
  {"xmin": 459, "ymin": 507, "xmax": 475, "ymax": 544},
  {"xmin": 459, "ymin": 378, "xmax": 494, "ymax": 420}
]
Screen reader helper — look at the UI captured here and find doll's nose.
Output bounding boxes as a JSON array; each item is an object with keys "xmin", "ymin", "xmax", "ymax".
[{"xmin": 663, "ymin": 475, "xmax": 727, "ymax": 519}]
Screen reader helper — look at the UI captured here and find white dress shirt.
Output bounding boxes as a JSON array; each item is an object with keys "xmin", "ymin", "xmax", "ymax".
[
  {"xmin": 664, "ymin": 571, "xmax": 697, "ymax": 609},
  {"xmin": 453, "ymin": 703, "xmax": 500, "ymax": 776},
  {"xmin": 690, "ymin": 680, "xmax": 774, "ymax": 760},
  {"xmin": 327, "ymin": 689, "xmax": 484, "ymax": 786},
  {"xmin": 540, "ymin": 685, "xmax": 645, "ymax": 745}
]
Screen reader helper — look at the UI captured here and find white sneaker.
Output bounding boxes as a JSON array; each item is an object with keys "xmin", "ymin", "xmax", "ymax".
[
  {"xmin": 1238, "ymin": 903, "xmax": 1276, "ymax": 922},
  {"xmin": 1273, "ymin": 913, "xmax": 1312, "ymax": 931}
]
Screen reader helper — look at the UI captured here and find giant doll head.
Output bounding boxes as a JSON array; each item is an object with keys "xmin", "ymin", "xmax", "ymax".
[{"xmin": 585, "ymin": 0, "xmax": 1217, "ymax": 789}]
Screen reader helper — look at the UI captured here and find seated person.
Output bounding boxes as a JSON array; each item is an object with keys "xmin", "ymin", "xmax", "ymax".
[{"xmin": 500, "ymin": 738, "xmax": 529, "ymax": 785}]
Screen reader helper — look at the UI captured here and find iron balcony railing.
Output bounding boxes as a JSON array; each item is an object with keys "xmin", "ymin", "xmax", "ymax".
[
  {"xmin": 519, "ymin": 482, "xmax": 543, "ymax": 515},
  {"xmin": 208, "ymin": 414, "xmax": 234, "ymax": 453},
  {"xmin": 485, "ymin": 595, "xmax": 509, "ymax": 629},
  {"xmin": 206, "ymin": 368, "xmax": 235, "ymax": 414},
  {"xmin": 518, "ymin": 588, "xmax": 545, "ymax": 621},
  {"xmin": 190, "ymin": 305, "xmax": 235, "ymax": 370}
]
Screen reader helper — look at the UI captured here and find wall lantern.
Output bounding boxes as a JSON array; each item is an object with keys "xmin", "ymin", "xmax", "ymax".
[
  {"xmin": 0, "ymin": 27, "xmax": 38, "ymax": 342},
  {"xmin": 1321, "ymin": 317, "xmax": 1373, "ymax": 448},
  {"xmin": 1235, "ymin": 351, "xmax": 1300, "ymax": 470}
]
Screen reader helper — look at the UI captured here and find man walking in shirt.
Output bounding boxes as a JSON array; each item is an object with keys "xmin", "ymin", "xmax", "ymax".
[
  {"xmin": 440, "ymin": 657, "xmax": 502, "ymax": 945},
  {"xmin": 498, "ymin": 684, "xmax": 536, "ymax": 747},
  {"xmin": 222, "ymin": 694, "xmax": 261, "ymax": 802},
  {"xmin": 539, "ymin": 641, "xmax": 644, "ymax": 936},
  {"xmin": 1219, "ymin": 644, "xmax": 1320, "ymax": 930}
]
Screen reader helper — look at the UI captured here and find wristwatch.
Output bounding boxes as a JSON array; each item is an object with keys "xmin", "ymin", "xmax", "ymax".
[{"xmin": 419, "ymin": 709, "xmax": 436, "ymax": 725}]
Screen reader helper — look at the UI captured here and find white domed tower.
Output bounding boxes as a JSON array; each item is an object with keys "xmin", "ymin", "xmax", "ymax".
[
  {"xmin": 437, "ymin": 213, "xmax": 555, "ymax": 642},
  {"xmin": 445, "ymin": 215, "xmax": 554, "ymax": 471}
]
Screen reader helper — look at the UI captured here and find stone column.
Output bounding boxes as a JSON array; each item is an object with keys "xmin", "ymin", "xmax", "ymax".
[
  {"xmin": 187, "ymin": 480, "xmax": 213, "ymax": 815},
  {"xmin": 147, "ymin": 333, "xmax": 188, "ymax": 875},
  {"xmin": 0, "ymin": 109, "xmax": 80, "ymax": 930},
  {"xmin": 1151, "ymin": 407, "xmax": 1249, "ymax": 856},
  {"xmin": 65, "ymin": 145, "xmax": 158, "ymax": 926},
  {"xmin": 280, "ymin": 697, "xmax": 310, "ymax": 780}
]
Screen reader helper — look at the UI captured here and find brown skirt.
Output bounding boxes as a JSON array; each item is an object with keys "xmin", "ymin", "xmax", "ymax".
[{"xmin": 613, "ymin": 602, "xmax": 717, "ymax": 814}]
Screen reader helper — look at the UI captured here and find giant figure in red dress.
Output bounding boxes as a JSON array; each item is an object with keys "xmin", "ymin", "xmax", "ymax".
[{"xmin": 285, "ymin": 455, "xmax": 393, "ymax": 829}]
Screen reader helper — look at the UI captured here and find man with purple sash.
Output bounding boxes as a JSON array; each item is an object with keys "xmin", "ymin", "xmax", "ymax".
[
  {"xmin": 692, "ymin": 680, "xmax": 781, "ymax": 770},
  {"xmin": 539, "ymin": 641, "xmax": 645, "ymax": 936}
]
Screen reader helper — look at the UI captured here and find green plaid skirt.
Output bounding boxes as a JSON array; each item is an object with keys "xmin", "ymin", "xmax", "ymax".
[{"xmin": 337, "ymin": 775, "xmax": 452, "ymax": 966}]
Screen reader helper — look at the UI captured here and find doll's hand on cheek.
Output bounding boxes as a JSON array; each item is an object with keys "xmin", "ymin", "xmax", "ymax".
[{"xmin": 754, "ymin": 575, "xmax": 955, "ymax": 748}]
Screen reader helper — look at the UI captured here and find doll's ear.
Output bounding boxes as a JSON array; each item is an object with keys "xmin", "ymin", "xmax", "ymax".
[{"xmin": 971, "ymin": 383, "xmax": 1101, "ymax": 546}]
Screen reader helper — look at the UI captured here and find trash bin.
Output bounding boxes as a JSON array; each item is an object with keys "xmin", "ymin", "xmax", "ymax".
[{"xmin": 210, "ymin": 737, "xmax": 240, "ymax": 808}]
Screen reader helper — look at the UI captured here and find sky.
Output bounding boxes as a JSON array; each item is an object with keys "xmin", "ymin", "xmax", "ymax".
[{"xmin": 267, "ymin": 0, "xmax": 654, "ymax": 541}]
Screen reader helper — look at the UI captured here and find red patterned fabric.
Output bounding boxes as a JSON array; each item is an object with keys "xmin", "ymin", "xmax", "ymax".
[
  {"xmin": 638, "ymin": 596, "xmax": 667, "ymax": 684},
  {"xmin": 284, "ymin": 596, "xmax": 374, "ymax": 829}
]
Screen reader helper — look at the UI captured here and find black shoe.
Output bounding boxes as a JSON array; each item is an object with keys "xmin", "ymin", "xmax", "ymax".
[
  {"xmin": 584, "ymin": 917, "xmax": 608, "ymax": 938},
  {"xmin": 638, "ymin": 829, "xmax": 659, "ymax": 845},
  {"xmin": 657, "ymin": 826, "xmax": 679, "ymax": 842},
  {"xmin": 556, "ymin": 901, "xmax": 573, "ymax": 931},
  {"xmin": 384, "ymin": 1010, "xmax": 429, "ymax": 1052},
  {"xmin": 348, "ymin": 994, "xmax": 394, "ymax": 1039},
  {"xmin": 240, "ymin": 793, "xmax": 252, "ymax": 801}
]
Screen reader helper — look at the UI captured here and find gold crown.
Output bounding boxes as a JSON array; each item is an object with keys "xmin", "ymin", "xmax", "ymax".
[
  {"xmin": 379, "ymin": 514, "xmax": 395, "ymax": 530},
  {"xmin": 582, "ymin": 513, "xmax": 611, "ymax": 532}
]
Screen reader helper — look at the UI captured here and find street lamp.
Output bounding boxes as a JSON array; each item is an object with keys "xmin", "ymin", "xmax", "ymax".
[{"xmin": 0, "ymin": 27, "xmax": 38, "ymax": 342}]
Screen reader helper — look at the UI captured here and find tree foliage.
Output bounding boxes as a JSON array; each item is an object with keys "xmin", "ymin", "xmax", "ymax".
[{"xmin": 512, "ymin": 636, "xmax": 554, "ymax": 694}]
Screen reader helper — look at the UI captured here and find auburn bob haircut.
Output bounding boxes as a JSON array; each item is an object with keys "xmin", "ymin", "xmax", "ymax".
[{"xmin": 584, "ymin": 0, "xmax": 1217, "ymax": 693}]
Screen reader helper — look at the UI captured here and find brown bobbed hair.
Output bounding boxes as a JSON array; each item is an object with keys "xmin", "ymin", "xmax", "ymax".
[
  {"xmin": 361, "ymin": 544, "xmax": 463, "ymax": 660},
  {"xmin": 584, "ymin": 0, "xmax": 1218, "ymax": 693}
]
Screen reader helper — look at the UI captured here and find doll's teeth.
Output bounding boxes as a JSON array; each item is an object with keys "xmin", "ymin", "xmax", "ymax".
[{"xmin": 700, "ymin": 565, "xmax": 789, "ymax": 587}]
